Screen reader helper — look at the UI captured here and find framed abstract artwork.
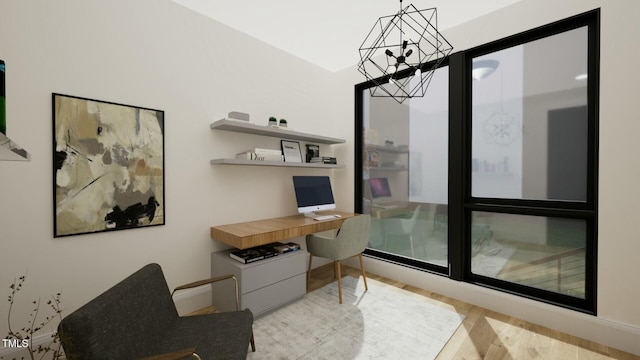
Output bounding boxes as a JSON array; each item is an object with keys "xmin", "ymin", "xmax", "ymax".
[{"xmin": 52, "ymin": 93, "xmax": 165, "ymax": 237}]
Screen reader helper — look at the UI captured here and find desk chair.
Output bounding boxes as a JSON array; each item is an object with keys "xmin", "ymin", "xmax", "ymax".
[
  {"xmin": 306, "ymin": 214, "xmax": 371, "ymax": 304},
  {"xmin": 383, "ymin": 204, "xmax": 424, "ymax": 257}
]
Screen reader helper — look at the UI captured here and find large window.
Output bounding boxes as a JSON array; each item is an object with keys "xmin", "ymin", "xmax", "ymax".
[
  {"xmin": 467, "ymin": 23, "xmax": 595, "ymax": 306},
  {"xmin": 356, "ymin": 10, "xmax": 599, "ymax": 313},
  {"xmin": 471, "ymin": 27, "xmax": 589, "ymax": 202}
]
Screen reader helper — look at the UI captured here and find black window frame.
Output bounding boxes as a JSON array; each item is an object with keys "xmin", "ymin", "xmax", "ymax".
[{"xmin": 355, "ymin": 9, "xmax": 600, "ymax": 314}]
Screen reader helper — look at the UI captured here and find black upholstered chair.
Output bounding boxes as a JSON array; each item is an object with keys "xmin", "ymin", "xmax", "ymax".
[{"xmin": 58, "ymin": 263, "xmax": 255, "ymax": 360}]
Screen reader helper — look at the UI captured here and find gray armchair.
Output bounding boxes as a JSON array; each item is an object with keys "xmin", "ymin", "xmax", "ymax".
[
  {"xmin": 306, "ymin": 214, "xmax": 371, "ymax": 304},
  {"xmin": 58, "ymin": 263, "xmax": 255, "ymax": 360}
]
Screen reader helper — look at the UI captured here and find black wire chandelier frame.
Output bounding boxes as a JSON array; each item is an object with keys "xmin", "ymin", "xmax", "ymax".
[{"xmin": 358, "ymin": 0, "xmax": 453, "ymax": 104}]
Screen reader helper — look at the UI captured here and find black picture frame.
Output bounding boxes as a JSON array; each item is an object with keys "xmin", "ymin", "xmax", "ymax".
[{"xmin": 52, "ymin": 93, "xmax": 165, "ymax": 237}]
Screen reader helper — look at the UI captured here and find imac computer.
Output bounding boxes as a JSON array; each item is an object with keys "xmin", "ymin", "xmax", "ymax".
[
  {"xmin": 369, "ymin": 177, "xmax": 392, "ymax": 201},
  {"xmin": 292, "ymin": 176, "xmax": 338, "ymax": 220}
]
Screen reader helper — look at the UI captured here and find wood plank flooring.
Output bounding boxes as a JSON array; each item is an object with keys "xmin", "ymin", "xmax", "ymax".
[{"xmin": 196, "ymin": 263, "xmax": 639, "ymax": 359}]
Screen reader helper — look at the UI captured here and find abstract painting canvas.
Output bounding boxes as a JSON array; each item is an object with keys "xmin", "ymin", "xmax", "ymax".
[{"xmin": 53, "ymin": 93, "xmax": 165, "ymax": 237}]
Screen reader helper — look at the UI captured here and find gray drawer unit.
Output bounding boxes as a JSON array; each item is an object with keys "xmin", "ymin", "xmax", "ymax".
[{"xmin": 211, "ymin": 249, "xmax": 307, "ymax": 317}]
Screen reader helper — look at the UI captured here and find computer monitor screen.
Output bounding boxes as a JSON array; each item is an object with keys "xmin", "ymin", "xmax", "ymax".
[
  {"xmin": 292, "ymin": 176, "xmax": 336, "ymax": 215},
  {"xmin": 369, "ymin": 177, "xmax": 392, "ymax": 199}
]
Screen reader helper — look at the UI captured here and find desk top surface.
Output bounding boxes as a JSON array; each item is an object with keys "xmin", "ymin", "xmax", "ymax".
[{"xmin": 211, "ymin": 211, "xmax": 357, "ymax": 250}]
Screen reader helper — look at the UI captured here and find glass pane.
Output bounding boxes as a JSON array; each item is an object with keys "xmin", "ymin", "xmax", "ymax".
[
  {"xmin": 362, "ymin": 67, "xmax": 449, "ymax": 267},
  {"xmin": 471, "ymin": 27, "xmax": 589, "ymax": 201},
  {"xmin": 471, "ymin": 211, "xmax": 586, "ymax": 299}
]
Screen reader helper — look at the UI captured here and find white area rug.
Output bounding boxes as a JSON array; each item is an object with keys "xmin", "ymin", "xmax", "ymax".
[{"xmin": 247, "ymin": 276, "xmax": 464, "ymax": 360}]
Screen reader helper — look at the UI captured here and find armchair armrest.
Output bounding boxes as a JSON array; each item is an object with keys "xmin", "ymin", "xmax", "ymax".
[
  {"xmin": 138, "ymin": 347, "xmax": 201, "ymax": 360},
  {"xmin": 172, "ymin": 274, "xmax": 235, "ymax": 293},
  {"xmin": 171, "ymin": 274, "xmax": 240, "ymax": 311}
]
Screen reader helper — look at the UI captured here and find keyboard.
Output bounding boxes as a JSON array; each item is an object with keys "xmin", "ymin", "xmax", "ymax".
[{"xmin": 314, "ymin": 215, "xmax": 338, "ymax": 221}]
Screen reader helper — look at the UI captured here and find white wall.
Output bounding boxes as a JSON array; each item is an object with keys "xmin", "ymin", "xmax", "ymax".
[
  {"xmin": 0, "ymin": 0, "xmax": 350, "ymax": 348},
  {"xmin": 2, "ymin": 0, "xmax": 640, "ymax": 357},
  {"xmin": 340, "ymin": 0, "xmax": 640, "ymax": 355}
]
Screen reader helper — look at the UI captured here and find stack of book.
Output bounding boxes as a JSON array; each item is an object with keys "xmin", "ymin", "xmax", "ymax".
[
  {"xmin": 236, "ymin": 148, "xmax": 283, "ymax": 162},
  {"xmin": 227, "ymin": 111, "xmax": 250, "ymax": 121},
  {"xmin": 272, "ymin": 242, "xmax": 301, "ymax": 254},
  {"xmin": 309, "ymin": 156, "xmax": 337, "ymax": 165},
  {"xmin": 230, "ymin": 244, "xmax": 278, "ymax": 264},
  {"xmin": 229, "ymin": 242, "xmax": 302, "ymax": 264}
]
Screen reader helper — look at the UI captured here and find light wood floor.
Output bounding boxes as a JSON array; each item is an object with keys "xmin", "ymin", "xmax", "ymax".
[{"xmin": 198, "ymin": 263, "xmax": 639, "ymax": 359}]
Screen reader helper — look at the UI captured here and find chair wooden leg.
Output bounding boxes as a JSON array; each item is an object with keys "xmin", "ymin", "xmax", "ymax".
[
  {"xmin": 359, "ymin": 253, "xmax": 368, "ymax": 291},
  {"xmin": 250, "ymin": 331, "xmax": 256, "ymax": 352},
  {"xmin": 307, "ymin": 254, "xmax": 313, "ymax": 292},
  {"xmin": 336, "ymin": 260, "xmax": 343, "ymax": 304}
]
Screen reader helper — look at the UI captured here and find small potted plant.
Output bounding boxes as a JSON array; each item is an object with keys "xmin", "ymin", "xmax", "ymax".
[
  {"xmin": 268, "ymin": 116, "xmax": 278, "ymax": 127},
  {"xmin": 279, "ymin": 119, "xmax": 287, "ymax": 128}
]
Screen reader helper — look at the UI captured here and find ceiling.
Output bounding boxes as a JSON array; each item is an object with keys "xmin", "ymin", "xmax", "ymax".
[{"xmin": 171, "ymin": 0, "xmax": 522, "ymax": 72}]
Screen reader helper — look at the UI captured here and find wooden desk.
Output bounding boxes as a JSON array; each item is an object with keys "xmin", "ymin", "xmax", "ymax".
[
  {"xmin": 210, "ymin": 211, "xmax": 357, "ymax": 316},
  {"xmin": 370, "ymin": 202, "xmax": 417, "ymax": 219},
  {"xmin": 210, "ymin": 211, "xmax": 357, "ymax": 249}
]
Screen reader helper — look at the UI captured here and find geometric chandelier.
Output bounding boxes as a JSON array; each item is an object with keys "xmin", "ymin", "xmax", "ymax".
[{"xmin": 358, "ymin": 0, "xmax": 453, "ymax": 104}]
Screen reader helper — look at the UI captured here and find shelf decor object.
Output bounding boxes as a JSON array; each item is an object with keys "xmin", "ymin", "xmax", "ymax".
[
  {"xmin": 52, "ymin": 93, "xmax": 165, "ymax": 237},
  {"xmin": 0, "ymin": 59, "xmax": 31, "ymax": 161},
  {"xmin": 357, "ymin": 0, "xmax": 453, "ymax": 104},
  {"xmin": 0, "ymin": 132, "xmax": 30, "ymax": 161},
  {"xmin": 281, "ymin": 140, "xmax": 302, "ymax": 163}
]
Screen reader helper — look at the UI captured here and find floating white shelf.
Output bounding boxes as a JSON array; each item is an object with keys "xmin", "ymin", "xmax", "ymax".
[
  {"xmin": 365, "ymin": 144, "xmax": 409, "ymax": 153},
  {"xmin": 210, "ymin": 158, "xmax": 344, "ymax": 169},
  {"xmin": 0, "ymin": 132, "xmax": 30, "ymax": 161},
  {"xmin": 210, "ymin": 118, "xmax": 346, "ymax": 145}
]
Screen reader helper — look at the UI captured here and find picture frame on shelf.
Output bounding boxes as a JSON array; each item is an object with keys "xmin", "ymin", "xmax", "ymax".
[
  {"xmin": 305, "ymin": 144, "xmax": 319, "ymax": 163},
  {"xmin": 367, "ymin": 150, "xmax": 380, "ymax": 167},
  {"xmin": 281, "ymin": 140, "xmax": 302, "ymax": 163},
  {"xmin": 52, "ymin": 93, "xmax": 165, "ymax": 237}
]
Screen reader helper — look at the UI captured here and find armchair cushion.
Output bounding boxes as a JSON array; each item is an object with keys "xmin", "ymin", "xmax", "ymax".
[{"xmin": 150, "ymin": 311, "xmax": 253, "ymax": 359}]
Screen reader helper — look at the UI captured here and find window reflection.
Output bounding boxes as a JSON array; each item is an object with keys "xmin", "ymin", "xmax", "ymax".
[
  {"xmin": 471, "ymin": 27, "xmax": 588, "ymax": 201},
  {"xmin": 471, "ymin": 211, "xmax": 586, "ymax": 298},
  {"xmin": 362, "ymin": 66, "xmax": 449, "ymax": 267}
]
